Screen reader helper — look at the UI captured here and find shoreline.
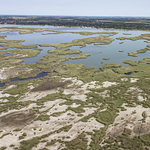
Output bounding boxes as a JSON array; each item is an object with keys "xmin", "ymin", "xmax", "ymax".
[{"xmin": 0, "ymin": 23, "xmax": 150, "ymax": 32}]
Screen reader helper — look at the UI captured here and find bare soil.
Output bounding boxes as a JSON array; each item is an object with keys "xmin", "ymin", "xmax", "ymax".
[
  {"xmin": 0, "ymin": 110, "xmax": 37, "ymax": 129},
  {"xmin": 31, "ymin": 80, "xmax": 71, "ymax": 92}
]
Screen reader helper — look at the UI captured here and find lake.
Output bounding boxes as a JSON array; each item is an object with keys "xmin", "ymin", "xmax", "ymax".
[{"xmin": 0, "ymin": 24, "xmax": 150, "ymax": 70}]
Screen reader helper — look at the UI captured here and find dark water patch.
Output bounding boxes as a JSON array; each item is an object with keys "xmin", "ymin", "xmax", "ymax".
[
  {"xmin": 0, "ymin": 83, "xmax": 5, "ymax": 87},
  {"xmin": 58, "ymin": 54, "xmax": 77, "ymax": 57},
  {"xmin": 4, "ymin": 53, "xmax": 13, "ymax": 56},
  {"xmin": 125, "ymin": 72, "xmax": 131, "ymax": 75},
  {"xmin": 125, "ymin": 71, "xmax": 138, "ymax": 75},
  {"xmin": 0, "ymin": 72, "xmax": 48, "ymax": 87}
]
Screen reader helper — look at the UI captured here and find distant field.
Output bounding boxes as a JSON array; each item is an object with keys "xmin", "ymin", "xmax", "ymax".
[{"xmin": 1, "ymin": 16, "xmax": 150, "ymax": 30}]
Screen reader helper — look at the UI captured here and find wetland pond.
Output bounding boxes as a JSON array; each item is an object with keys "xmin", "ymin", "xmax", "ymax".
[{"xmin": 0, "ymin": 24, "xmax": 150, "ymax": 78}]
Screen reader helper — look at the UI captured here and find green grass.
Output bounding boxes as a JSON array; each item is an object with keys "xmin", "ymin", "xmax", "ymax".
[
  {"xmin": 103, "ymin": 58, "xmax": 110, "ymax": 60},
  {"xmin": 19, "ymin": 137, "xmax": 40, "ymax": 150},
  {"xmin": 19, "ymin": 30, "xmax": 33, "ymax": 34},
  {"xmin": 55, "ymin": 63, "xmax": 99, "ymax": 82},
  {"xmin": 100, "ymin": 63, "xmax": 122, "ymax": 71},
  {"xmin": 0, "ymin": 147, "xmax": 7, "ymax": 150},
  {"xmin": 113, "ymin": 63, "xmax": 150, "ymax": 75},
  {"xmin": 69, "ymin": 53, "xmax": 91, "ymax": 59},
  {"xmin": 141, "ymin": 111, "xmax": 147, "ymax": 123},
  {"xmin": 19, "ymin": 133, "xmax": 27, "ymax": 140},
  {"xmin": 67, "ymin": 106, "xmax": 85, "ymax": 113},
  {"xmin": 42, "ymin": 30, "xmax": 118, "ymax": 36},
  {"xmin": 119, "ymin": 50, "xmax": 124, "ymax": 52},
  {"xmin": 128, "ymin": 52, "xmax": 138, "ymax": 57},
  {"xmin": 95, "ymin": 111, "xmax": 114, "ymax": 125},
  {"xmin": 40, "ymin": 35, "xmax": 115, "ymax": 49},
  {"xmin": 34, "ymin": 114, "xmax": 50, "ymax": 121},
  {"xmin": 48, "ymin": 48, "xmax": 81, "ymax": 55},
  {"xmin": 119, "ymin": 42, "xmax": 124, "ymax": 44},
  {"xmin": 65, "ymin": 133, "xmax": 88, "ymax": 150},
  {"xmin": 123, "ymin": 33, "xmax": 132, "ymax": 35},
  {"xmin": 123, "ymin": 60, "xmax": 138, "ymax": 66},
  {"xmin": 5, "ymin": 49, "xmax": 42, "ymax": 58}
]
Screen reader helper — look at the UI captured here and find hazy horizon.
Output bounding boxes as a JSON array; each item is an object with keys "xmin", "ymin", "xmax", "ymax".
[
  {"xmin": 0, "ymin": 15, "xmax": 150, "ymax": 18},
  {"xmin": 0, "ymin": 0, "xmax": 150, "ymax": 17}
]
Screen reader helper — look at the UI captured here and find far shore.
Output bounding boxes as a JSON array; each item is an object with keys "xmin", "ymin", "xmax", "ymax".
[{"xmin": 1, "ymin": 23, "xmax": 150, "ymax": 32}]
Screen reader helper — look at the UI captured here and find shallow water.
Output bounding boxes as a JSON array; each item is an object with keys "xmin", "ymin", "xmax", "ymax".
[
  {"xmin": 0, "ymin": 24, "xmax": 150, "ymax": 70},
  {"xmin": 0, "ymin": 72, "xmax": 48, "ymax": 87},
  {"xmin": 4, "ymin": 53, "xmax": 13, "ymax": 56}
]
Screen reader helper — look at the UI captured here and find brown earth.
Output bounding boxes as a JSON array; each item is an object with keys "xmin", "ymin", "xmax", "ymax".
[
  {"xmin": 0, "ymin": 110, "xmax": 37, "ymax": 129},
  {"xmin": 31, "ymin": 80, "xmax": 71, "ymax": 92}
]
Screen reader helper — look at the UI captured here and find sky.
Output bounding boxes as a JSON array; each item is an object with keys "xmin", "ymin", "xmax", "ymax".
[{"xmin": 0, "ymin": 0, "xmax": 150, "ymax": 17}]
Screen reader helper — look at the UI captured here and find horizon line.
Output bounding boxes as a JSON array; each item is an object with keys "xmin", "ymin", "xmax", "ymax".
[{"xmin": 0, "ymin": 15, "xmax": 150, "ymax": 18}]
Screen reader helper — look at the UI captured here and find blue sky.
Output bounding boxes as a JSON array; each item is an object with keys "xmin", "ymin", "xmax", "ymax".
[{"xmin": 0, "ymin": 0, "xmax": 150, "ymax": 17}]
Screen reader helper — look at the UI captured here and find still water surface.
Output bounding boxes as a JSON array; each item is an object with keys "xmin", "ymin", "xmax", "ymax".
[{"xmin": 0, "ymin": 24, "xmax": 150, "ymax": 69}]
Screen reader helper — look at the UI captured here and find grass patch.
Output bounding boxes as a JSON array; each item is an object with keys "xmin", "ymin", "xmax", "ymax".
[
  {"xmin": 69, "ymin": 53, "xmax": 91, "ymax": 59},
  {"xmin": 100, "ymin": 63, "xmax": 122, "ymax": 71},
  {"xmin": 35, "ymin": 114, "xmax": 50, "ymax": 121},
  {"xmin": 103, "ymin": 58, "xmax": 110, "ymax": 60},
  {"xmin": 65, "ymin": 132, "xmax": 88, "ymax": 150},
  {"xmin": 123, "ymin": 60, "xmax": 138, "ymax": 66},
  {"xmin": 119, "ymin": 50, "xmax": 124, "ymax": 52},
  {"xmin": 40, "ymin": 35, "xmax": 115, "ymax": 49},
  {"xmin": 48, "ymin": 48, "xmax": 81, "ymax": 55}
]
